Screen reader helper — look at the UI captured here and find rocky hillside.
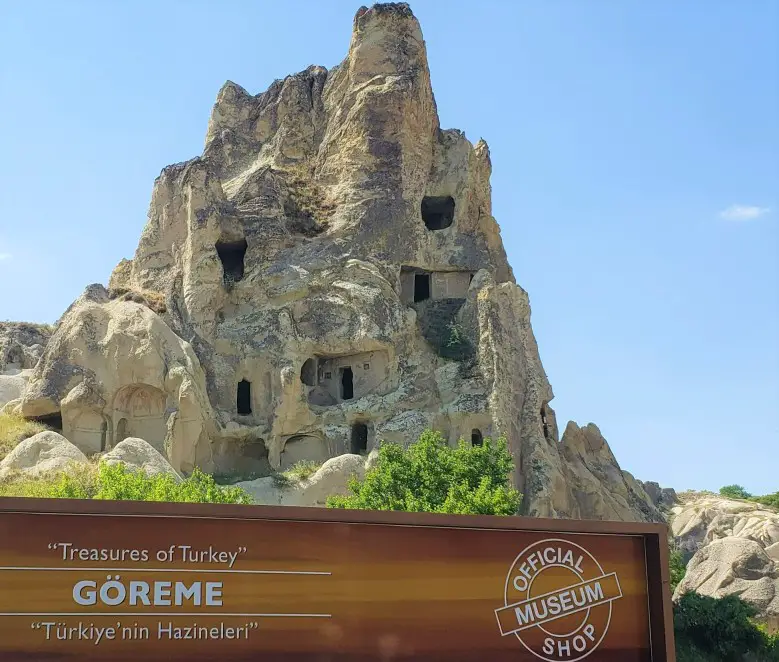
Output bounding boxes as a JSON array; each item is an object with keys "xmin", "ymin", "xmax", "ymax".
[{"xmin": 670, "ymin": 492, "xmax": 779, "ymax": 631}]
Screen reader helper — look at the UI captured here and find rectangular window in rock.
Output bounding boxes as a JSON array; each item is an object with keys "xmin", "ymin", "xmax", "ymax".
[
  {"xmin": 351, "ymin": 422, "xmax": 368, "ymax": 454},
  {"xmin": 340, "ymin": 367, "xmax": 354, "ymax": 400},
  {"xmin": 414, "ymin": 274, "xmax": 431, "ymax": 302},
  {"xmin": 237, "ymin": 379, "xmax": 252, "ymax": 415}
]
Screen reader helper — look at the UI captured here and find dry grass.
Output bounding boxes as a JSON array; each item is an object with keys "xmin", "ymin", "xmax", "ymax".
[
  {"xmin": 108, "ymin": 287, "xmax": 167, "ymax": 314},
  {"xmin": 0, "ymin": 413, "xmax": 48, "ymax": 462},
  {"xmin": 282, "ymin": 167, "xmax": 336, "ymax": 236},
  {"xmin": 283, "ymin": 460, "xmax": 323, "ymax": 482}
]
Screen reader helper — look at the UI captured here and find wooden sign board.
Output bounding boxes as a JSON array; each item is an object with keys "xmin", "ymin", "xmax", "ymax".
[{"xmin": 0, "ymin": 498, "xmax": 675, "ymax": 661}]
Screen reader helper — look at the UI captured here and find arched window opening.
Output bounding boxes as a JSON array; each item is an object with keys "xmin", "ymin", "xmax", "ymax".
[
  {"xmin": 216, "ymin": 239, "xmax": 248, "ymax": 285},
  {"xmin": 471, "ymin": 428, "xmax": 483, "ymax": 447}
]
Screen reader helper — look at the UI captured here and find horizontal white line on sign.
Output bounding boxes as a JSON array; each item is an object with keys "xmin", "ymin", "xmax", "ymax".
[
  {"xmin": 0, "ymin": 613, "xmax": 332, "ymax": 618},
  {"xmin": 0, "ymin": 567, "xmax": 331, "ymax": 575}
]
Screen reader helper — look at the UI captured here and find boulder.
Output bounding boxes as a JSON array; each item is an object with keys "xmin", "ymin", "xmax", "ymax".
[
  {"xmin": 237, "ymin": 453, "xmax": 366, "ymax": 507},
  {"xmin": 0, "ymin": 372, "xmax": 28, "ymax": 409},
  {"xmin": 674, "ymin": 537, "xmax": 779, "ymax": 630},
  {"xmin": 101, "ymin": 438, "xmax": 182, "ymax": 481},
  {"xmin": 0, "ymin": 431, "xmax": 88, "ymax": 479}
]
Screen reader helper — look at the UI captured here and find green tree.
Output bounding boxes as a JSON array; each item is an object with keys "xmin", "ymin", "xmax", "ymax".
[
  {"xmin": 669, "ymin": 548, "xmax": 687, "ymax": 593},
  {"xmin": 674, "ymin": 593, "xmax": 768, "ymax": 662},
  {"xmin": 326, "ymin": 429, "xmax": 521, "ymax": 515},
  {"xmin": 719, "ymin": 484, "xmax": 752, "ymax": 500}
]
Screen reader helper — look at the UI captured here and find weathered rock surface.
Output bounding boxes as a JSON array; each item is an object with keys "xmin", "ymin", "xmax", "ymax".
[
  {"xmin": 11, "ymin": 2, "xmax": 657, "ymax": 522},
  {"xmin": 236, "ymin": 453, "xmax": 366, "ymax": 507},
  {"xmin": 0, "ymin": 431, "xmax": 88, "ymax": 479},
  {"xmin": 0, "ymin": 322, "xmax": 51, "ymax": 373},
  {"xmin": 531, "ymin": 422, "xmax": 663, "ymax": 522},
  {"xmin": 674, "ymin": 537, "xmax": 779, "ymax": 631},
  {"xmin": 670, "ymin": 493, "xmax": 779, "ymax": 631},
  {"xmin": 0, "ymin": 323, "xmax": 52, "ymax": 410},
  {"xmin": 671, "ymin": 493, "xmax": 779, "ymax": 558},
  {"xmin": 639, "ymin": 480, "xmax": 678, "ymax": 511},
  {"xmin": 101, "ymin": 437, "xmax": 182, "ymax": 481}
]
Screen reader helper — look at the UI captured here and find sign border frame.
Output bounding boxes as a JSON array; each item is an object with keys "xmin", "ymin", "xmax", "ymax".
[{"xmin": 0, "ymin": 496, "xmax": 676, "ymax": 661}]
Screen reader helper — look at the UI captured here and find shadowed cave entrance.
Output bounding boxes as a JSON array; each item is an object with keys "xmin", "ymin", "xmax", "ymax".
[
  {"xmin": 351, "ymin": 422, "xmax": 368, "ymax": 454},
  {"xmin": 216, "ymin": 239, "xmax": 248, "ymax": 285},
  {"xmin": 421, "ymin": 196, "xmax": 455, "ymax": 230},
  {"xmin": 471, "ymin": 429, "xmax": 483, "ymax": 446}
]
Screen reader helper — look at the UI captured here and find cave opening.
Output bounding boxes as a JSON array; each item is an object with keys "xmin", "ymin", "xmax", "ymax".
[
  {"xmin": 216, "ymin": 239, "xmax": 248, "ymax": 285},
  {"xmin": 421, "ymin": 196, "xmax": 455, "ymax": 230}
]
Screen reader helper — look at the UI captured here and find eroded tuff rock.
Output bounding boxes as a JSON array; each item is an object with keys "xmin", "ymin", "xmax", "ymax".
[
  {"xmin": 671, "ymin": 493, "xmax": 779, "ymax": 630},
  {"xmin": 671, "ymin": 493, "xmax": 779, "ymax": 559},
  {"xmin": 14, "ymin": 3, "xmax": 657, "ymax": 521},
  {"xmin": 0, "ymin": 322, "xmax": 53, "ymax": 410},
  {"xmin": 0, "ymin": 431, "xmax": 88, "ymax": 479},
  {"xmin": 101, "ymin": 438, "xmax": 182, "ymax": 481},
  {"xmin": 674, "ymin": 537, "xmax": 779, "ymax": 631}
]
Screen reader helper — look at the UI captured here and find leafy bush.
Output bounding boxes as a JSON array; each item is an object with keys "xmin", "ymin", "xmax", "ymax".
[
  {"xmin": 720, "ymin": 484, "xmax": 753, "ymax": 500},
  {"xmin": 326, "ymin": 429, "xmax": 521, "ymax": 515},
  {"xmin": 0, "ymin": 413, "xmax": 48, "ymax": 462},
  {"xmin": 0, "ymin": 462, "xmax": 252, "ymax": 505},
  {"xmin": 673, "ymin": 592, "xmax": 773, "ymax": 662},
  {"xmin": 669, "ymin": 547, "xmax": 687, "ymax": 592},
  {"xmin": 753, "ymin": 492, "xmax": 779, "ymax": 510}
]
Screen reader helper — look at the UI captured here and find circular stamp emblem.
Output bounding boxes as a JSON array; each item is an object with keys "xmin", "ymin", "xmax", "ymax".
[{"xmin": 494, "ymin": 538, "xmax": 623, "ymax": 662}]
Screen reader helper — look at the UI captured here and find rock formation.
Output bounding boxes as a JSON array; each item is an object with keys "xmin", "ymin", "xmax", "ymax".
[
  {"xmin": 0, "ymin": 323, "xmax": 52, "ymax": 412},
  {"xmin": 671, "ymin": 493, "xmax": 779, "ymax": 630},
  {"xmin": 5, "ymin": 2, "xmax": 661, "ymax": 522}
]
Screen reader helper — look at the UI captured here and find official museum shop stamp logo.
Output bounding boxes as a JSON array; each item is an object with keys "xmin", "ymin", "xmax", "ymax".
[{"xmin": 494, "ymin": 538, "xmax": 623, "ymax": 662}]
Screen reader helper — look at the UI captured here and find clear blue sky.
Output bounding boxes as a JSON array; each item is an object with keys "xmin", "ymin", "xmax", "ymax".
[{"xmin": 1, "ymin": 1, "xmax": 777, "ymax": 494}]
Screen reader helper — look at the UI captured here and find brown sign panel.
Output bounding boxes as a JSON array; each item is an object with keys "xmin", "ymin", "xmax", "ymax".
[{"xmin": 0, "ymin": 498, "xmax": 675, "ymax": 661}]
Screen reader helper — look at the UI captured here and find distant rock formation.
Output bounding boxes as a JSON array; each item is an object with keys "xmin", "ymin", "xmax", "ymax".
[
  {"xmin": 0, "ymin": 323, "xmax": 53, "ymax": 413},
  {"xmin": 671, "ymin": 493, "xmax": 779, "ymax": 631},
  {"xmin": 5, "ymin": 3, "xmax": 660, "ymax": 522}
]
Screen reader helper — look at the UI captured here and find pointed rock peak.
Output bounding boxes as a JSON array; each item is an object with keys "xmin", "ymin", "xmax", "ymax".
[
  {"xmin": 347, "ymin": 2, "xmax": 427, "ymax": 81},
  {"xmin": 217, "ymin": 80, "xmax": 251, "ymax": 101},
  {"xmin": 354, "ymin": 2, "xmax": 415, "ymax": 26}
]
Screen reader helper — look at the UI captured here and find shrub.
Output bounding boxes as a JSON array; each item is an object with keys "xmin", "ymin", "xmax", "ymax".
[
  {"xmin": 720, "ymin": 484, "xmax": 752, "ymax": 500},
  {"xmin": 669, "ymin": 547, "xmax": 687, "ymax": 592},
  {"xmin": 673, "ymin": 592, "xmax": 767, "ymax": 662},
  {"xmin": 0, "ymin": 413, "xmax": 48, "ymax": 462},
  {"xmin": 326, "ymin": 429, "xmax": 521, "ymax": 515},
  {"xmin": 0, "ymin": 462, "xmax": 252, "ymax": 505},
  {"xmin": 752, "ymin": 492, "xmax": 779, "ymax": 510},
  {"xmin": 283, "ymin": 460, "xmax": 322, "ymax": 482}
]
